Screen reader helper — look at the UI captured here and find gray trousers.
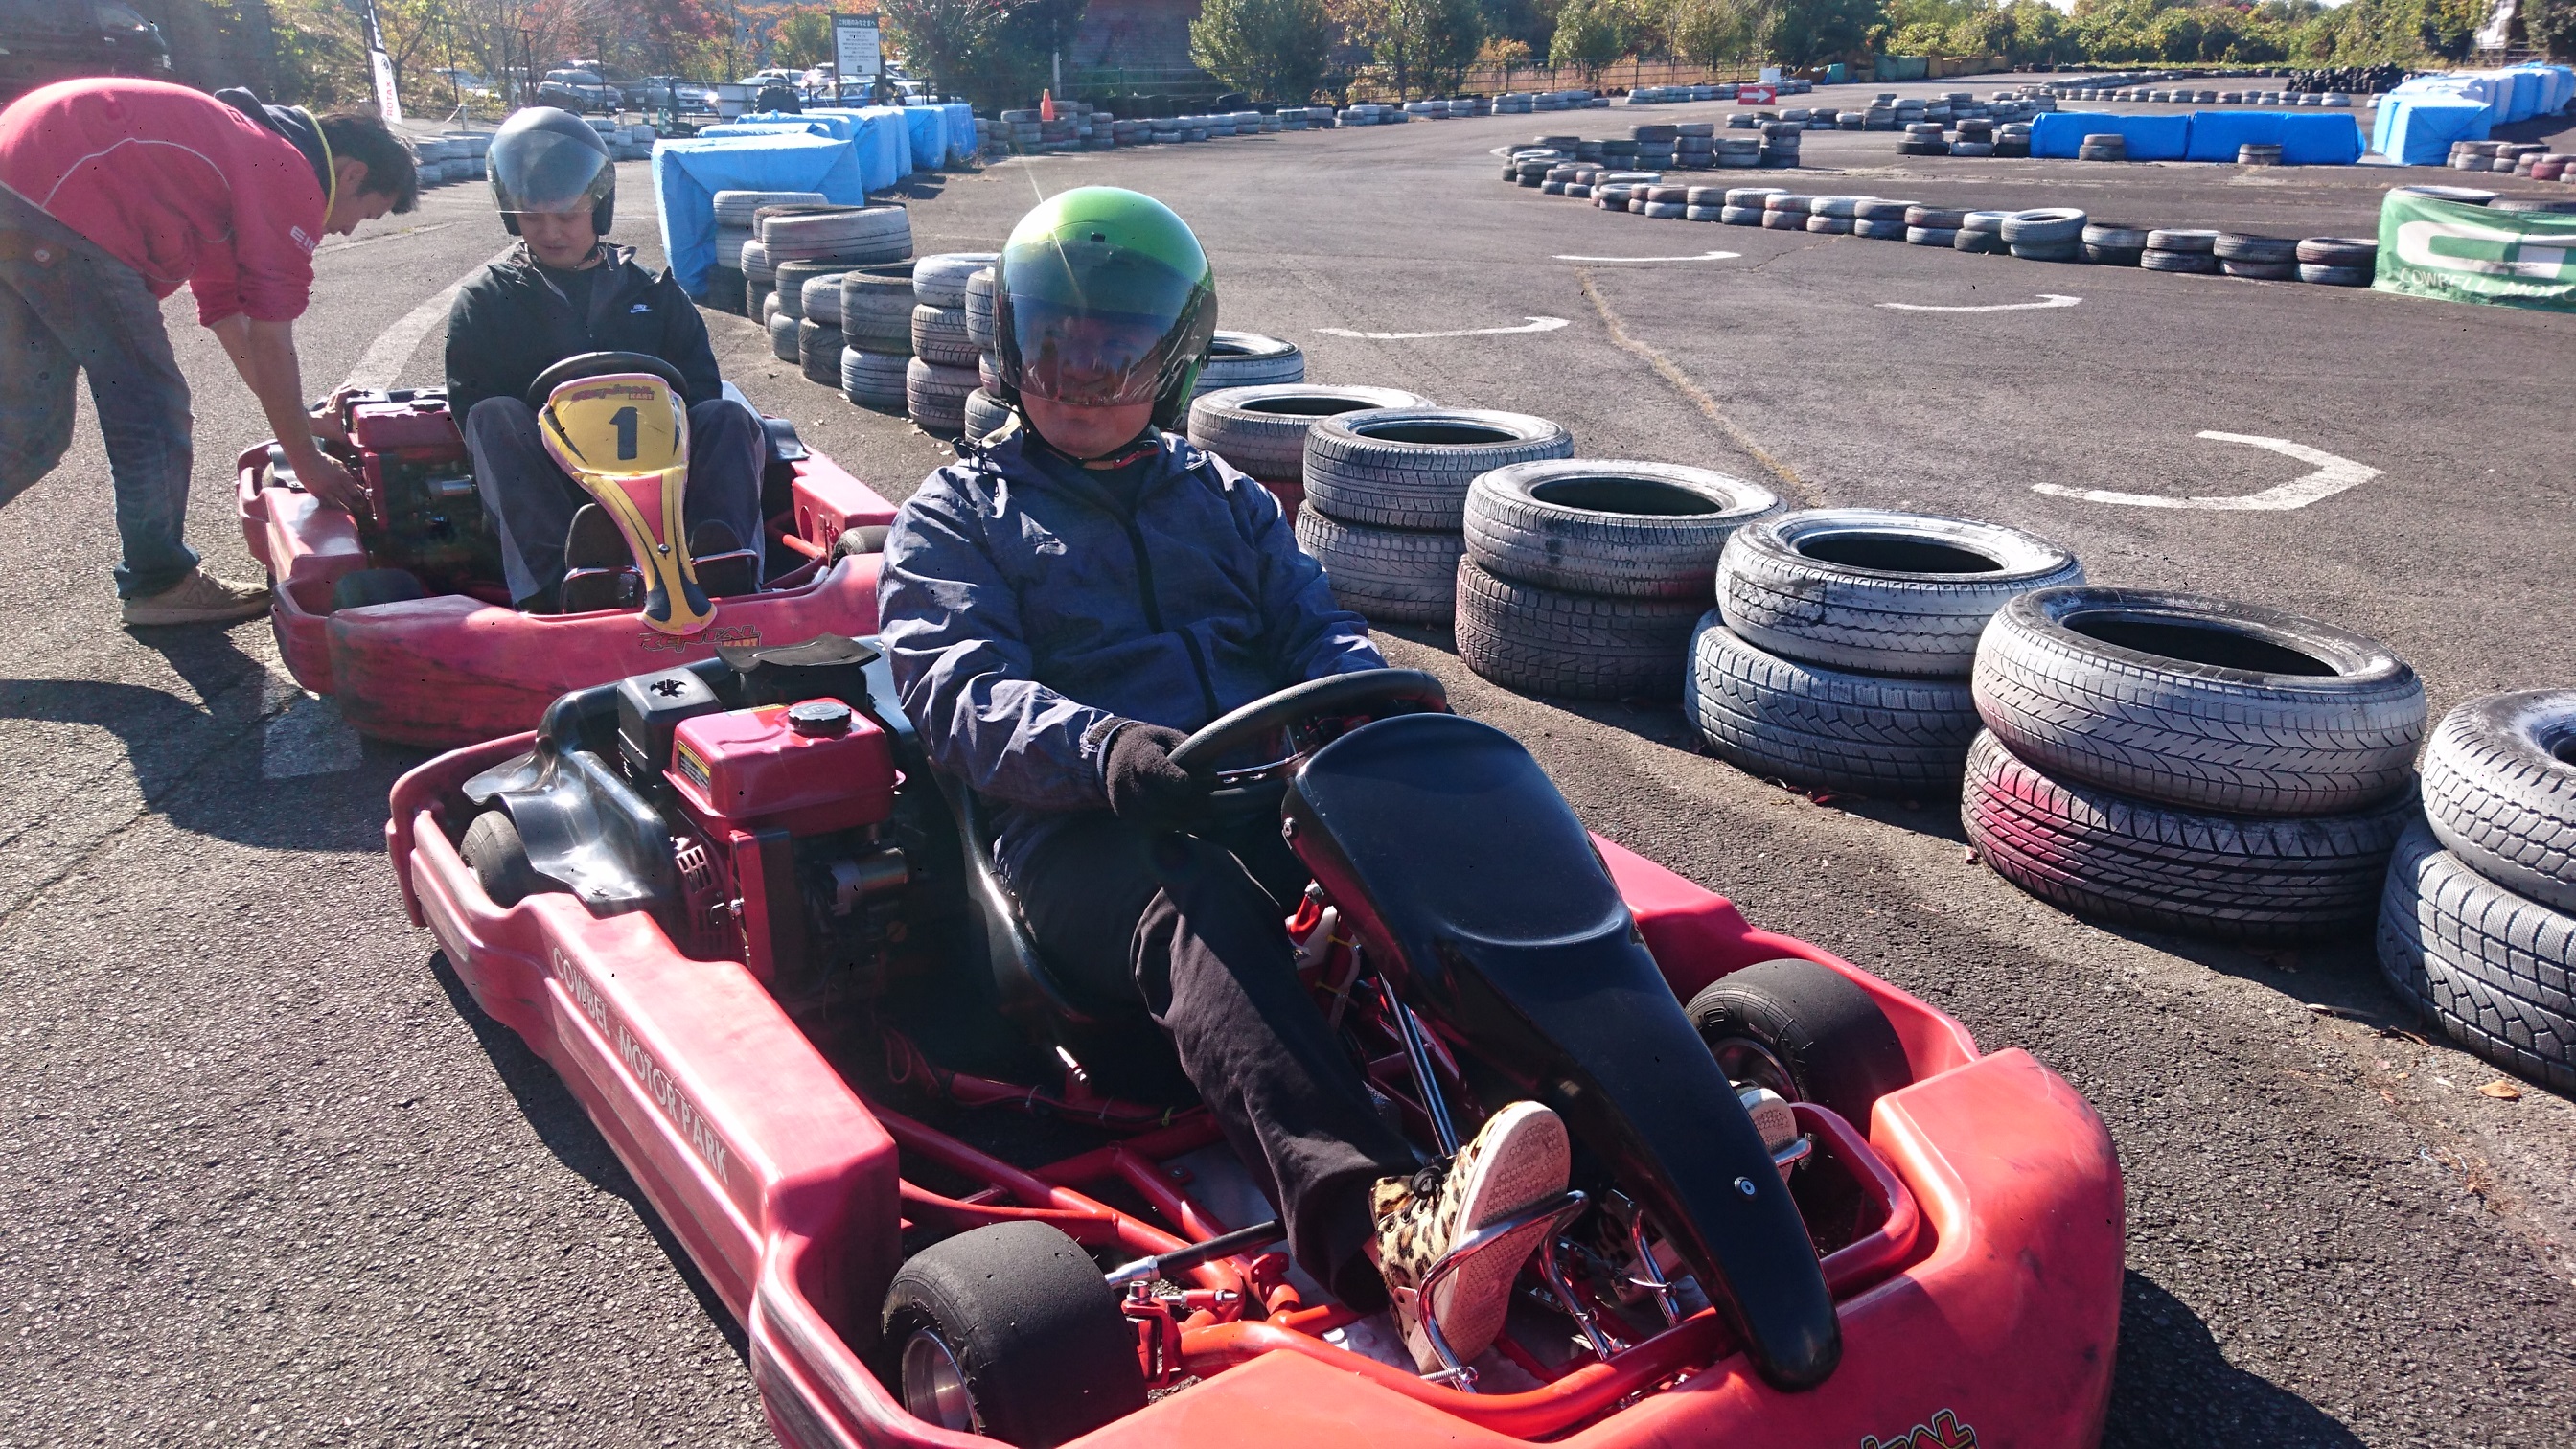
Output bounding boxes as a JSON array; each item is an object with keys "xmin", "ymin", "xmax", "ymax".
[
  {"xmin": 464, "ymin": 394, "xmax": 766, "ymax": 606},
  {"xmin": 0, "ymin": 186, "xmax": 199, "ymax": 599}
]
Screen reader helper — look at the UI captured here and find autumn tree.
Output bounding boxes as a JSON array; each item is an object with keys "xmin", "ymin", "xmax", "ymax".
[
  {"xmin": 1191, "ymin": 0, "xmax": 1335, "ymax": 102},
  {"xmin": 1547, "ymin": 0, "xmax": 1625, "ymax": 80},
  {"xmin": 1341, "ymin": 0, "xmax": 1483, "ymax": 99}
]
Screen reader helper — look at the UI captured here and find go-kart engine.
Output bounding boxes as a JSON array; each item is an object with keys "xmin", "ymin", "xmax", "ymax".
[{"xmin": 334, "ymin": 389, "xmax": 497, "ymax": 583}]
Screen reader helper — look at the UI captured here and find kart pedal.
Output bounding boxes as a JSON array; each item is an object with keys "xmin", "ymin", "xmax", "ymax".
[
  {"xmin": 688, "ymin": 521, "xmax": 759, "ymax": 598},
  {"xmin": 564, "ymin": 503, "xmax": 627, "ymax": 572}
]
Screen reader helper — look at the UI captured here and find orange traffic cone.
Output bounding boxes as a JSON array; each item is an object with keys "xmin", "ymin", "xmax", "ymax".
[{"xmin": 1040, "ymin": 89, "xmax": 1056, "ymax": 122}]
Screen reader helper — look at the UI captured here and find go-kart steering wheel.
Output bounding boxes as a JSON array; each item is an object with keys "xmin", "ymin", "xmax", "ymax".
[
  {"xmin": 1170, "ymin": 668, "xmax": 1448, "ymax": 812},
  {"xmin": 525, "ymin": 351, "xmax": 688, "ymax": 410}
]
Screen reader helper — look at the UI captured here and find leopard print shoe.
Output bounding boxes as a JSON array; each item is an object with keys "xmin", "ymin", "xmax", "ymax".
[{"xmin": 1369, "ymin": 1099, "xmax": 1570, "ymax": 1373}]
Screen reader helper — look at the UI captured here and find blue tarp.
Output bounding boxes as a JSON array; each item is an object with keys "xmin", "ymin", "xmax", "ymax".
[
  {"xmin": 696, "ymin": 119, "xmax": 837, "ymax": 139},
  {"xmin": 2183, "ymin": 110, "xmax": 2364, "ymax": 165},
  {"xmin": 2372, "ymin": 95, "xmax": 2493, "ymax": 165},
  {"xmin": 804, "ymin": 108, "xmax": 908, "ymax": 190},
  {"xmin": 901, "ymin": 104, "xmax": 945, "ymax": 171},
  {"xmin": 943, "ymin": 103, "xmax": 976, "ymax": 165},
  {"xmin": 2033, "ymin": 111, "xmax": 2191, "ymax": 161},
  {"xmin": 652, "ymin": 133, "xmax": 869, "ymax": 296}
]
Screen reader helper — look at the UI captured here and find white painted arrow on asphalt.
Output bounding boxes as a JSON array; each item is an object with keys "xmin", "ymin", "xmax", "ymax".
[
  {"xmin": 1877, "ymin": 293, "xmax": 2082, "ymax": 312},
  {"xmin": 1316, "ymin": 317, "xmax": 1571, "ymax": 339},
  {"xmin": 2032, "ymin": 431, "xmax": 2380, "ymax": 511},
  {"xmin": 1552, "ymin": 250, "xmax": 1741, "ymax": 263}
]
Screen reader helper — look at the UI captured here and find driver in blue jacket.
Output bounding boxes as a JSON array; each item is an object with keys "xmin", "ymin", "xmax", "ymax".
[{"xmin": 877, "ymin": 188, "xmax": 1569, "ymax": 1374}]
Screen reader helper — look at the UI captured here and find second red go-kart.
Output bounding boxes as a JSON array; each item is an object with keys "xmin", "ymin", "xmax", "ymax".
[
  {"xmin": 238, "ymin": 351, "xmax": 899, "ymax": 748},
  {"xmin": 387, "ymin": 641, "xmax": 2125, "ymax": 1449}
]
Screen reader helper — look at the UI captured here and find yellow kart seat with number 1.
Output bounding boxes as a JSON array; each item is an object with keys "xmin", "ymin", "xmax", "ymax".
[{"xmin": 536, "ymin": 369, "xmax": 713, "ymax": 636}]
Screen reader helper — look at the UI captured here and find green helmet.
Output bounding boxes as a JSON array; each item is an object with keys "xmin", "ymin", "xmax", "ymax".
[{"xmin": 992, "ymin": 187, "xmax": 1217, "ymax": 430}]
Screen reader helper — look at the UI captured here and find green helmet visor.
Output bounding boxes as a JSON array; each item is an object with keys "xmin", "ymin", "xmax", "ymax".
[{"xmin": 1001, "ymin": 238, "xmax": 1208, "ymax": 408}]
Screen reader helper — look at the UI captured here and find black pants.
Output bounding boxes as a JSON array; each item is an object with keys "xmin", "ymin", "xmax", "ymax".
[
  {"xmin": 1011, "ymin": 813, "xmax": 1419, "ymax": 1308},
  {"xmin": 464, "ymin": 395, "xmax": 766, "ymax": 607}
]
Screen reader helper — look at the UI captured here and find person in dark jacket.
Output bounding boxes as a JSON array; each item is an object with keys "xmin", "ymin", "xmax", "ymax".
[
  {"xmin": 445, "ymin": 107, "xmax": 761, "ymax": 610},
  {"xmin": 877, "ymin": 188, "xmax": 1571, "ymax": 1376}
]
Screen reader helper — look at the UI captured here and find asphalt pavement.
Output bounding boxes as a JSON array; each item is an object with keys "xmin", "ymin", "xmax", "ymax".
[{"xmin": 4, "ymin": 82, "xmax": 2573, "ymax": 1448}]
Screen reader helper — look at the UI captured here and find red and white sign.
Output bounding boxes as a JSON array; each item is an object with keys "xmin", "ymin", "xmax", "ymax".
[{"xmin": 1736, "ymin": 85, "xmax": 1777, "ymax": 104}]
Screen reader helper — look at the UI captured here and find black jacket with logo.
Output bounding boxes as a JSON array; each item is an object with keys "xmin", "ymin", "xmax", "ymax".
[{"xmin": 443, "ymin": 242, "xmax": 723, "ymax": 419}]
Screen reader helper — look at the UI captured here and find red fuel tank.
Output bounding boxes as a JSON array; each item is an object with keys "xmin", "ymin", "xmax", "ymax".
[{"xmin": 667, "ymin": 700, "xmax": 897, "ymax": 836}]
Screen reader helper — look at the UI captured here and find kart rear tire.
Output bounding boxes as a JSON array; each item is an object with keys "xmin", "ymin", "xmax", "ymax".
[
  {"xmin": 460, "ymin": 810, "xmax": 550, "ymax": 908},
  {"xmin": 836, "ymin": 524, "xmax": 890, "ymax": 558},
  {"xmin": 879, "ymin": 1221, "xmax": 1145, "ymax": 1448},
  {"xmin": 1687, "ymin": 957, "xmax": 1911, "ymax": 1129},
  {"xmin": 329, "ymin": 567, "xmax": 426, "ymax": 613}
]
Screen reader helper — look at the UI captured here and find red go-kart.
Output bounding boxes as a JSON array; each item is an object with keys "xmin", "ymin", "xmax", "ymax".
[
  {"xmin": 237, "ymin": 352, "xmax": 897, "ymax": 748},
  {"xmin": 387, "ymin": 642, "xmax": 2124, "ymax": 1449}
]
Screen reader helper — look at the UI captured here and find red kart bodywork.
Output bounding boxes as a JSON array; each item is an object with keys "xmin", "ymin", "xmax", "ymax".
[
  {"xmin": 390, "ymin": 732, "xmax": 2124, "ymax": 1449},
  {"xmin": 237, "ymin": 431, "xmax": 895, "ymax": 749}
]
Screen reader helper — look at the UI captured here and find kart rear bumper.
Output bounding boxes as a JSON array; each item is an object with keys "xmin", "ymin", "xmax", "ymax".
[
  {"xmin": 389, "ymin": 747, "xmax": 2120, "ymax": 1449},
  {"xmin": 242, "ymin": 447, "xmax": 889, "ymax": 748}
]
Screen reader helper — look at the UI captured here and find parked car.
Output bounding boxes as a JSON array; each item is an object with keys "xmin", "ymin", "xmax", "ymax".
[
  {"xmin": 538, "ymin": 67, "xmax": 619, "ymax": 113},
  {"xmin": 0, "ymin": 0, "xmax": 169, "ymax": 101},
  {"xmin": 629, "ymin": 75, "xmax": 717, "ymax": 111}
]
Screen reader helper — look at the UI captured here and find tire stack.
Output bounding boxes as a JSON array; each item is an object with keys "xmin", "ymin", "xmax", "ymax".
[
  {"xmin": 2077, "ymin": 132, "xmax": 2128, "ymax": 163},
  {"xmin": 2082, "ymin": 223, "xmax": 2147, "ymax": 266},
  {"xmin": 1690, "ymin": 511, "xmax": 2081, "ymax": 800},
  {"xmin": 771, "ymin": 260, "xmax": 838, "ymax": 363},
  {"xmin": 1295, "ymin": 408, "xmax": 1572, "ymax": 626},
  {"xmin": 1907, "ymin": 205, "xmax": 1965, "ymax": 246},
  {"xmin": 2214, "ymin": 232, "xmax": 2297, "ymax": 280},
  {"xmin": 2003, "ymin": 208, "xmax": 2086, "ymax": 262},
  {"xmin": 1191, "ymin": 331, "xmax": 1304, "ymax": 398},
  {"xmin": 1187, "ymin": 384, "xmax": 1431, "ymax": 514},
  {"xmin": 1966, "ymin": 587, "xmax": 2426, "ymax": 941},
  {"xmin": 711, "ymin": 190, "xmax": 826, "ymax": 315},
  {"xmin": 907, "ymin": 252, "xmax": 995, "ymax": 435},
  {"xmin": 764, "ymin": 204, "xmax": 913, "ymax": 373},
  {"xmin": 960, "ymin": 265, "xmax": 1012, "ymax": 445},
  {"xmin": 1461, "ymin": 462, "xmax": 1778, "ymax": 702},
  {"xmin": 838, "ymin": 262, "xmax": 917, "ymax": 412},
  {"xmin": 2382, "ymin": 690, "xmax": 2576, "ymax": 1092},
  {"xmin": 1955, "ymin": 211, "xmax": 2009, "ymax": 254},
  {"xmin": 795, "ymin": 268, "xmax": 846, "ymax": 385},
  {"xmin": 2297, "ymin": 237, "xmax": 2378, "ymax": 287},
  {"xmin": 2140, "ymin": 228, "xmax": 2220, "ymax": 274}
]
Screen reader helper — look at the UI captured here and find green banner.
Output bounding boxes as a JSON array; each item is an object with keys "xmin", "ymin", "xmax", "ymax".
[{"xmin": 2376, "ymin": 191, "xmax": 2576, "ymax": 312}]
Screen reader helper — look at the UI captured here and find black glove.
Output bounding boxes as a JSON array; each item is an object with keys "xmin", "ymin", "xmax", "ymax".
[{"xmin": 1103, "ymin": 722, "xmax": 1199, "ymax": 829}]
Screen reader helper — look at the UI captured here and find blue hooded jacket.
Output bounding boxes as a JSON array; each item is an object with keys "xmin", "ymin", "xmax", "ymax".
[{"xmin": 878, "ymin": 422, "xmax": 1384, "ymax": 879}]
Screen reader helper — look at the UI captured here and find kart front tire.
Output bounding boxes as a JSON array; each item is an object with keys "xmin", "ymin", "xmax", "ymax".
[
  {"xmin": 1687, "ymin": 957, "xmax": 1912, "ymax": 1130},
  {"xmin": 459, "ymin": 810, "xmax": 551, "ymax": 908},
  {"xmin": 879, "ymin": 1221, "xmax": 1145, "ymax": 1448}
]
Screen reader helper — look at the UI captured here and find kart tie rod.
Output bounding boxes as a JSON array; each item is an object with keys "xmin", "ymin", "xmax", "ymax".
[{"xmin": 1106, "ymin": 1218, "xmax": 1287, "ymax": 1286}]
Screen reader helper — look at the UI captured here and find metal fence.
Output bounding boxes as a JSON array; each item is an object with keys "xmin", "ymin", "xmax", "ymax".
[{"xmin": 1347, "ymin": 57, "xmax": 1772, "ymax": 104}]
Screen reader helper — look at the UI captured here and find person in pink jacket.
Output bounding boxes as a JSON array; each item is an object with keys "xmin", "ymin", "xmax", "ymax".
[{"xmin": 0, "ymin": 79, "xmax": 417, "ymax": 626}]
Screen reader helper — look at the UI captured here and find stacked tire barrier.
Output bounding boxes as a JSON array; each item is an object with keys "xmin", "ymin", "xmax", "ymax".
[
  {"xmin": 2381, "ymin": 690, "xmax": 2576, "ymax": 1092},
  {"xmin": 1460, "ymin": 462, "xmax": 1777, "ymax": 701},
  {"xmin": 1187, "ymin": 384, "xmax": 1431, "ymax": 514},
  {"xmin": 757, "ymin": 206, "xmax": 914, "ymax": 379},
  {"xmin": 1191, "ymin": 332, "xmax": 1304, "ymax": 398},
  {"xmin": 1965, "ymin": 587, "xmax": 2427, "ymax": 941},
  {"xmin": 1690, "ymin": 511, "xmax": 2081, "ymax": 799},
  {"xmin": 959, "ymin": 265, "xmax": 1011, "ymax": 445},
  {"xmin": 839, "ymin": 262, "xmax": 919, "ymax": 411},
  {"xmin": 905, "ymin": 253, "xmax": 995, "ymax": 435},
  {"xmin": 1294, "ymin": 409, "xmax": 1572, "ymax": 625},
  {"xmin": 711, "ymin": 190, "xmax": 826, "ymax": 316}
]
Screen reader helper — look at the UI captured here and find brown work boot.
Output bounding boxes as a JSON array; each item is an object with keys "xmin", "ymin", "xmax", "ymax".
[
  {"xmin": 1370, "ymin": 1099, "xmax": 1570, "ymax": 1374},
  {"xmin": 121, "ymin": 567, "xmax": 272, "ymax": 627}
]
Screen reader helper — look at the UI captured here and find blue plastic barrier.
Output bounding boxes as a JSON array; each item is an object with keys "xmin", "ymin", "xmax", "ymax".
[
  {"xmin": 2032, "ymin": 111, "xmax": 2190, "ymax": 161},
  {"xmin": 943, "ymin": 103, "xmax": 977, "ymax": 166},
  {"xmin": 652, "ymin": 133, "xmax": 869, "ymax": 297},
  {"xmin": 2183, "ymin": 111, "xmax": 2364, "ymax": 165},
  {"xmin": 854, "ymin": 106, "xmax": 913, "ymax": 183},
  {"xmin": 2372, "ymin": 95, "xmax": 2494, "ymax": 165},
  {"xmin": 900, "ymin": 105, "xmax": 945, "ymax": 171}
]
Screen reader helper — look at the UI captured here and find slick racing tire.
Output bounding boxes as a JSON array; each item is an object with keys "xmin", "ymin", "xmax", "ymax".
[
  {"xmin": 2379, "ymin": 822, "xmax": 2576, "ymax": 1092},
  {"xmin": 1463, "ymin": 460, "xmax": 1779, "ymax": 599},
  {"xmin": 1963, "ymin": 731, "xmax": 2415, "ymax": 942},
  {"xmin": 1972, "ymin": 586, "xmax": 2426, "ymax": 816},
  {"xmin": 879, "ymin": 1221, "xmax": 1147, "ymax": 1449},
  {"xmin": 911, "ymin": 251, "xmax": 1000, "ymax": 309},
  {"xmin": 1304, "ymin": 407, "xmax": 1575, "ymax": 532},
  {"xmin": 1185, "ymin": 384, "xmax": 1433, "ymax": 483},
  {"xmin": 460, "ymin": 809, "xmax": 552, "ymax": 908},
  {"xmin": 2421, "ymin": 690, "xmax": 2576, "ymax": 912},
  {"xmin": 1455, "ymin": 559, "xmax": 1702, "ymax": 701},
  {"xmin": 1717, "ymin": 509, "xmax": 2082, "ymax": 678},
  {"xmin": 1686, "ymin": 956, "xmax": 1913, "ymax": 1130},
  {"xmin": 1688, "ymin": 613, "xmax": 1981, "ymax": 799},
  {"xmin": 1294, "ymin": 506, "xmax": 1462, "ymax": 624},
  {"xmin": 328, "ymin": 566, "xmax": 426, "ymax": 613}
]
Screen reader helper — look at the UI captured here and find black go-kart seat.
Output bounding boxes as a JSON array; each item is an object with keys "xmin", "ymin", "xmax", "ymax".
[{"xmin": 1282, "ymin": 710, "xmax": 1843, "ymax": 1392}]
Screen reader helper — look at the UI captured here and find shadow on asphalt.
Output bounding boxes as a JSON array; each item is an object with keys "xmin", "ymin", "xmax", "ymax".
[
  {"xmin": 2105, "ymin": 1270, "xmax": 2362, "ymax": 1447},
  {"xmin": 425, "ymin": 948, "xmax": 751, "ymax": 1365}
]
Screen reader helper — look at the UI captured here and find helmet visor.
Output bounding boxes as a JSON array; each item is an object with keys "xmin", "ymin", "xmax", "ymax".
[
  {"xmin": 490, "ymin": 126, "xmax": 612, "ymax": 218},
  {"xmin": 1002, "ymin": 239, "xmax": 1208, "ymax": 408}
]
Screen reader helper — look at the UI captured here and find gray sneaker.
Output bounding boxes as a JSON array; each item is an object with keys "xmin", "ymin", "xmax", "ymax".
[{"xmin": 121, "ymin": 568, "xmax": 272, "ymax": 627}]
